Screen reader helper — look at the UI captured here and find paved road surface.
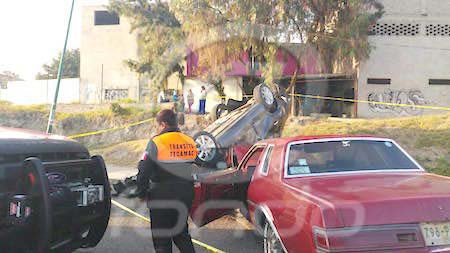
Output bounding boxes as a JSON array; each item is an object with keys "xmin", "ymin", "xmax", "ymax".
[{"xmin": 77, "ymin": 196, "xmax": 262, "ymax": 253}]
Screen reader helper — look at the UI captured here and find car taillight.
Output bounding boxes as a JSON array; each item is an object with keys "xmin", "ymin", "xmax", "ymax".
[{"xmin": 313, "ymin": 225, "xmax": 424, "ymax": 252}]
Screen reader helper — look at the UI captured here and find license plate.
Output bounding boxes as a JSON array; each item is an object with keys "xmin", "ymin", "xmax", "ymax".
[
  {"xmin": 72, "ymin": 185, "xmax": 104, "ymax": 207},
  {"xmin": 420, "ymin": 222, "xmax": 450, "ymax": 246}
]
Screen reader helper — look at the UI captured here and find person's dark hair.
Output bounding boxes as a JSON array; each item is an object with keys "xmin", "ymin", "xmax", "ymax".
[
  {"xmin": 201, "ymin": 86, "xmax": 205, "ymax": 90},
  {"xmin": 156, "ymin": 109, "xmax": 178, "ymax": 127}
]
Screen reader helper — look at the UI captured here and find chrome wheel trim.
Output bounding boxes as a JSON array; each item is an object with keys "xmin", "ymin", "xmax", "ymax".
[
  {"xmin": 195, "ymin": 134, "xmax": 217, "ymax": 162},
  {"xmin": 261, "ymin": 86, "xmax": 275, "ymax": 105},
  {"xmin": 264, "ymin": 222, "xmax": 284, "ymax": 253}
]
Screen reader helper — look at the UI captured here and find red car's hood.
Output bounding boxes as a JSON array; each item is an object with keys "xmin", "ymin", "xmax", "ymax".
[{"xmin": 284, "ymin": 172, "xmax": 450, "ymax": 228}]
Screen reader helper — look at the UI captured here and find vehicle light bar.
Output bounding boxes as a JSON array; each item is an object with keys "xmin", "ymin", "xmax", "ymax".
[{"xmin": 313, "ymin": 224, "xmax": 424, "ymax": 252}]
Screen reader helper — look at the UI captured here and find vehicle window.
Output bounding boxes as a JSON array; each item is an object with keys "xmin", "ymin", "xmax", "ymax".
[
  {"xmin": 260, "ymin": 145, "xmax": 274, "ymax": 175},
  {"xmin": 286, "ymin": 140, "xmax": 420, "ymax": 176},
  {"xmin": 241, "ymin": 147, "xmax": 265, "ymax": 173}
]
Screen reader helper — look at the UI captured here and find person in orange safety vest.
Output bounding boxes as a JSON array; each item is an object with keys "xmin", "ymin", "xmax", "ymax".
[{"xmin": 136, "ymin": 109, "xmax": 198, "ymax": 253}]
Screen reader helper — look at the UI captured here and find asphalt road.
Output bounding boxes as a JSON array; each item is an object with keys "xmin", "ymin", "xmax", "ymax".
[{"xmin": 77, "ymin": 195, "xmax": 263, "ymax": 253}]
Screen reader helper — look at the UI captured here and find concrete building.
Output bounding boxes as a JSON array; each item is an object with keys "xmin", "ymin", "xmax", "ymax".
[
  {"xmin": 80, "ymin": 6, "xmax": 143, "ymax": 104},
  {"xmin": 358, "ymin": 0, "xmax": 450, "ymax": 117}
]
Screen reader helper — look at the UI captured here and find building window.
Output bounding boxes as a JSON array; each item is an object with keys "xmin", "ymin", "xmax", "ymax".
[
  {"xmin": 429, "ymin": 79, "xmax": 450, "ymax": 85},
  {"xmin": 367, "ymin": 78, "xmax": 391, "ymax": 85},
  {"xmin": 426, "ymin": 24, "xmax": 450, "ymax": 36},
  {"xmin": 369, "ymin": 23, "xmax": 420, "ymax": 36},
  {"xmin": 104, "ymin": 89, "xmax": 128, "ymax": 101},
  {"xmin": 94, "ymin": 11, "xmax": 120, "ymax": 26},
  {"xmin": 0, "ymin": 81, "xmax": 7, "ymax": 89}
]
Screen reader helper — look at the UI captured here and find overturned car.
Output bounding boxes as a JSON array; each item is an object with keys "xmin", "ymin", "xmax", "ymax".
[
  {"xmin": 194, "ymin": 83, "xmax": 288, "ymax": 167},
  {"xmin": 0, "ymin": 127, "xmax": 111, "ymax": 252}
]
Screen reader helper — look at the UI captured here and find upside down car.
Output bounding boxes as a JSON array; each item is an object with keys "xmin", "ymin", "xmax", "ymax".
[
  {"xmin": 191, "ymin": 135, "xmax": 450, "ymax": 253},
  {"xmin": 0, "ymin": 127, "xmax": 111, "ymax": 252}
]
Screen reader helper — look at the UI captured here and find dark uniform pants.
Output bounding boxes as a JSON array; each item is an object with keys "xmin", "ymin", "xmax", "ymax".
[{"xmin": 148, "ymin": 181, "xmax": 195, "ymax": 253}]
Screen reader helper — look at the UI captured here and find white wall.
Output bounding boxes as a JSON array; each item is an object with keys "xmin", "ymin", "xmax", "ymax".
[
  {"xmin": 0, "ymin": 78, "xmax": 80, "ymax": 105},
  {"xmin": 358, "ymin": 0, "xmax": 450, "ymax": 118},
  {"xmin": 183, "ymin": 77, "xmax": 243, "ymax": 113}
]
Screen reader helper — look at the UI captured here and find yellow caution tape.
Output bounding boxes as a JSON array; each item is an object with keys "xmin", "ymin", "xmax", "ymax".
[
  {"xmin": 68, "ymin": 118, "xmax": 154, "ymax": 139},
  {"xmin": 291, "ymin": 93, "xmax": 450, "ymax": 111},
  {"xmin": 111, "ymin": 199, "xmax": 226, "ymax": 253}
]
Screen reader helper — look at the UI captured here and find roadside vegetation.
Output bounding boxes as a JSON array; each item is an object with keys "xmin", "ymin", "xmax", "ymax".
[{"xmin": 283, "ymin": 113, "xmax": 450, "ymax": 176}]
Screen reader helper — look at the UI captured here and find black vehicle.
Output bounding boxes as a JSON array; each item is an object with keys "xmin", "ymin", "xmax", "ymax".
[
  {"xmin": 194, "ymin": 83, "xmax": 288, "ymax": 167},
  {"xmin": 0, "ymin": 127, "xmax": 111, "ymax": 252}
]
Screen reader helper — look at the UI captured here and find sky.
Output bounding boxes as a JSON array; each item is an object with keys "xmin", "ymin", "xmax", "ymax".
[{"xmin": 0, "ymin": 0, "xmax": 108, "ymax": 80}]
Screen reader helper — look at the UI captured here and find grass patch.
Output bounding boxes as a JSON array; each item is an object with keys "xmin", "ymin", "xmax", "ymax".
[
  {"xmin": 0, "ymin": 102, "xmax": 48, "ymax": 114},
  {"xmin": 92, "ymin": 139, "xmax": 148, "ymax": 166}
]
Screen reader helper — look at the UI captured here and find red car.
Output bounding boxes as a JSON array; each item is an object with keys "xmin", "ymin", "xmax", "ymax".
[{"xmin": 191, "ymin": 136, "xmax": 450, "ymax": 253}]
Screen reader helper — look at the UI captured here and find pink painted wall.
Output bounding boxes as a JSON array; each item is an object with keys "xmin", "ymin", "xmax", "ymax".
[{"xmin": 186, "ymin": 46, "xmax": 321, "ymax": 78}]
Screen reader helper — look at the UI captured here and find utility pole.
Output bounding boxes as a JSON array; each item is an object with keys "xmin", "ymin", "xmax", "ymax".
[{"xmin": 46, "ymin": 0, "xmax": 75, "ymax": 133}]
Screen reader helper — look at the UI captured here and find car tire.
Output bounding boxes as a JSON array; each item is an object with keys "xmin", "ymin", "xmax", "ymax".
[
  {"xmin": 254, "ymin": 84, "xmax": 277, "ymax": 113},
  {"xmin": 193, "ymin": 131, "xmax": 220, "ymax": 166},
  {"xmin": 264, "ymin": 221, "xmax": 285, "ymax": 253},
  {"xmin": 211, "ymin": 104, "xmax": 227, "ymax": 121}
]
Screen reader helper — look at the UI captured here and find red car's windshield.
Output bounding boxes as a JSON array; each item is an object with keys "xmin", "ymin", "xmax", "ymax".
[{"xmin": 286, "ymin": 139, "xmax": 420, "ymax": 176}]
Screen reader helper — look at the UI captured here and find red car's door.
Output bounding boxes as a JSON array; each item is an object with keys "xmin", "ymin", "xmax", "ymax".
[{"xmin": 190, "ymin": 145, "xmax": 266, "ymax": 227}]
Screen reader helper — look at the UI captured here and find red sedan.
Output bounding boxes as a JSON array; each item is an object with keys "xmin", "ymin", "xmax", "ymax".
[{"xmin": 191, "ymin": 136, "xmax": 450, "ymax": 253}]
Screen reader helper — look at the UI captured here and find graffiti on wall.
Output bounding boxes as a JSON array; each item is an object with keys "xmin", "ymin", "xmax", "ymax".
[
  {"xmin": 367, "ymin": 89, "xmax": 428, "ymax": 115},
  {"xmin": 104, "ymin": 89, "xmax": 129, "ymax": 101}
]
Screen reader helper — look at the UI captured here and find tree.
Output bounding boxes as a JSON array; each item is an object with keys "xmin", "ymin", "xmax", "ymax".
[
  {"xmin": 36, "ymin": 49, "xmax": 80, "ymax": 80},
  {"xmin": 303, "ymin": 0, "xmax": 384, "ymax": 72},
  {"xmin": 109, "ymin": 0, "xmax": 186, "ymax": 94},
  {"xmin": 0, "ymin": 71, "xmax": 22, "ymax": 87},
  {"xmin": 109, "ymin": 0, "xmax": 383, "ymax": 97}
]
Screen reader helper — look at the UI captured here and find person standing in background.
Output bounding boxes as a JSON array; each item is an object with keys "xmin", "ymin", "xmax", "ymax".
[
  {"xmin": 179, "ymin": 93, "xmax": 185, "ymax": 113},
  {"xmin": 199, "ymin": 86, "xmax": 207, "ymax": 114},
  {"xmin": 187, "ymin": 89, "xmax": 194, "ymax": 114}
]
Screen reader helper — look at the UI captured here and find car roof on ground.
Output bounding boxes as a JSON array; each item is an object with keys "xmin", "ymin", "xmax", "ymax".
[
  {"xmin": 0, "ymin": 126, "xmax": 69, "ymax": 141},
  {"xmin": 257, "ymin": 135, "xmax": 389, "ymax": 146}
]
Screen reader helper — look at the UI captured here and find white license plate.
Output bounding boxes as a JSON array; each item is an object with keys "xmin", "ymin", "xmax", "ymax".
[
  {"xmin": 420, "ymin": 222, "xmax": 450, "ymax": 246},
  {"xmin": 72, "ymin": 185, "xmax": 104, "ymax": 207}
]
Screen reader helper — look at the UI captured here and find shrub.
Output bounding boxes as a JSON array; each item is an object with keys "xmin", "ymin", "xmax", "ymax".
[{"xmin": 110, "ymin": 102, "xmax": 129, "ymax": 116}]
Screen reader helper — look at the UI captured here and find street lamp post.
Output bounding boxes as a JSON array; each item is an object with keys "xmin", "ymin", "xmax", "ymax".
[{"xmin": 46, "ymin": 0, "xmax": 76, "ymax": 133}]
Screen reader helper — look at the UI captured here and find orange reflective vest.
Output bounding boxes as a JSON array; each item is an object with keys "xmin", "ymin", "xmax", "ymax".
[{"xmin": 152, "ymin": 132, "xmax": 198, "ymax": 163}]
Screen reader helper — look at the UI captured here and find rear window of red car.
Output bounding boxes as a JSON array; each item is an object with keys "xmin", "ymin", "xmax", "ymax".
[{"xmin": 286, "ymin": 139, "xmax": 420, "ymax": 176}]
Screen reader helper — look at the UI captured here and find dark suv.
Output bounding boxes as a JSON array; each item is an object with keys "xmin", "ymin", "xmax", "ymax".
[{"xmin": 0, "ymin": 127, "xmax": 111, "ymax": 252}]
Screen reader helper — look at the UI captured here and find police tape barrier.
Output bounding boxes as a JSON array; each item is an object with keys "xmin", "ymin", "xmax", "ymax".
[
  {"xmin": 290, "ymin": 93, "xmax": 450, "ymax": 112},
  {"xmin": 68, "ymin": 118, "xmax": 155, "ymax": 139},
  {"xmin": 111, "ymin": 200, "xmax": 226, "ymax": 253}
]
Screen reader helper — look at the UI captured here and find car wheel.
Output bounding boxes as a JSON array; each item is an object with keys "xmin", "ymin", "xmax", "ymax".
[
  {"xmin": 254, "ymin": 84, "xmax": 277, "ymax": 113},
  {"xmin": 264, "ymin": 221, "xmax": 285, "ymax": 253},
  {"xmin": 194, "ymin": 131, "xmax": 219, "ymax": 165},
  {"xmin": 211, "ymin": 104, "xmax": 227, "ymax": 121}
]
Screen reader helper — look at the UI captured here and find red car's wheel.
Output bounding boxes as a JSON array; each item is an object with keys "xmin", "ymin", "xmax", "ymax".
[{"xmin": 264, "ymin": 221, "xmax": 285, "ymax": 253}]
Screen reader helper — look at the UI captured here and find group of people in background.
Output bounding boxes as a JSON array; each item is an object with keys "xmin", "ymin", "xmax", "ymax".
[{"xmin": 159, "ymin": 86, "xmax": 207, "ymax": 115}]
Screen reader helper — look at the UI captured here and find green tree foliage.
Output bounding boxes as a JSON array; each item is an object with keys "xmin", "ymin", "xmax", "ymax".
[
  {"xmin": 0, "ymin": 71, "xmax": 22, "ymax": 87},
  {"xmin": 109, "ymin": 0, "xmax": 186, "ymax": 89},
  {"xmin": 304, "ymin": 0, "xmax": 384, "ymax": 72},
  {"xmin": 109, "ymin": 0, "xmax": 383, "ymax": 96},
  {"xmin": 36, "ymin": 49, "xmax": 80, "ymax": 80}
]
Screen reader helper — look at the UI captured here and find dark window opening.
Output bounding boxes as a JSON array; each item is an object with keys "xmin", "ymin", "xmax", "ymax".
[
  {"xmin": 368, "ymin": 78, "xmax": 391, "ymax": 85},
  {"xmin": 429, "ymin": 79, "xmax": 450, "ymax": 85},
  {"xmin": 94, "ymin": 11, "xmax": 120, "ymax": 26}
]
